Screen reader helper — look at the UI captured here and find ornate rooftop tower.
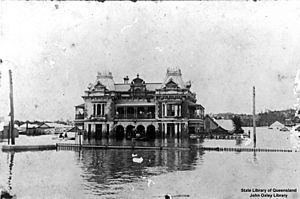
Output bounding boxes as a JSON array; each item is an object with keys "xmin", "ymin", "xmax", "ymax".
[
  {"xmin": 96, "ymin": 71, "xmax": 115, "ymax": 91},
  {"xmin": 161, "ymin": 67, "xmax": 186, "ymax": 89}
]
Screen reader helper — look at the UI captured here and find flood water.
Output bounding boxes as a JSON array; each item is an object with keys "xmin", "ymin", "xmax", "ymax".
[{"xmin": 0, "ymin": 127, "xmax": 299, "ymax": 199}]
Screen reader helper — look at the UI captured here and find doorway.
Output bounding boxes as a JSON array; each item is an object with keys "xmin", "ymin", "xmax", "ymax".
[{"xmin": 95, "ymin": 124, "xmax": 102, "ymax": 139}]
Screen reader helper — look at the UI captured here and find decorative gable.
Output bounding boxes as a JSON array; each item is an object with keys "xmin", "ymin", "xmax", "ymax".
[
  {"xmin": 165, "ymin": 79, "xmax": 179, "ymax": 89},
  {"xmin": 130, "ymin": 74, "xmax": 146, "ymax": 96},
  {"xmin": 93, "ymin": 81, "xmax": 106, "ymax": 91}
]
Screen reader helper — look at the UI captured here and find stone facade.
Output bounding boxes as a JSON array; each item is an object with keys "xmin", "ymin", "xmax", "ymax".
[{"xmin": 75, "ymin": 68, "xmax": 205, "ymax": 140}]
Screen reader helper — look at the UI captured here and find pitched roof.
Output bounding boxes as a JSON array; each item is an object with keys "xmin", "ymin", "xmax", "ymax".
[
  {"xmin": 214, "ymin": 119, "xmax": 235, "ymax": 131},
  {"xmin": 115, "ymin": 84, "xmax": 130, "ymax": 92},
  {"xmin": 38, "ymin": 123, "xmax": 51, "ymax": 128},
  {"xmin": 161, "ymin": 68, "xmax": 186, "ymax": 89},
  {"xmin": 96, "ymin": 72, "xmax": 115, "ymax": 91},
  {"xmin": 67, "ymin": 126, "xmax": 81, "ymax": 132},
  {"xmin": 270, "ymin": 121, "xmax": 284, "ymax": 128}
]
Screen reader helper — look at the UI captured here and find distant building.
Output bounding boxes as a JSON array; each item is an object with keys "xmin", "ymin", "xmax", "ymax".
[
  {"xmin": 18, "ymin": 122, "xmax": 72, "ymax": 135},
  {"xmin": 204, "ymin": 115, "xmax": 234, "ymax": 134},
  {"xmin": 285, "ymin": 118, "xmax": 294, "ymax": 127},
  {"xmin": 269, "ymin": 121, "xmax": 285, "ymax": 130},
  {"xmin": 74, "ymin": 68, "xmax": 205, "ymax": 139},
  {"xmin": 0, "ymin": 124, "xmax": 19, "ymax": 139},
  {"xmin": 0, "ymin": 117, "xmax": 20, "ymax": 138},
  {"xmin": 19, "ymin": 123, "xmax": 40, "ymax": 134},
  {"xmin": 43, "ymin": 122, "xmax": 73, "ymax": 134},
  {"xmin": 38, "ymin": 123, "xmax": 52, "ymax": 129}
]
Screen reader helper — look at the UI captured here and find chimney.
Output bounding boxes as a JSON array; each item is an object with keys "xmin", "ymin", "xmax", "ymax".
[{"xmin": 124, "ymin": 76, "xmax": 129, "ymax": 84}]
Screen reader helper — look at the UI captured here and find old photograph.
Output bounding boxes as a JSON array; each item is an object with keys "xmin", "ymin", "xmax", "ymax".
[{"xmin": 0, "ymin": 1, "xmax": 300, "ymax": 199}]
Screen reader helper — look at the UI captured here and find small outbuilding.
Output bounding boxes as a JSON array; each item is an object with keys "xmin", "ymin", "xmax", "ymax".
[
  {"xmin": 204, "ymin": 115, "xmax": 235, "ymax": 134},
  {"xmin": 0, "ymin": 122, "xmax": 19, "ymax": 139},
  {"xmin": 269, "ymin": 121, "xmax": 285, "ymax": 130},
  {"xmin": 45, "ymin": 122, "xmax": 73, "ymax": 134}
]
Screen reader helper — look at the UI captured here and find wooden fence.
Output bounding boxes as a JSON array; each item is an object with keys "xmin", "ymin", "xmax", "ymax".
[{"xmin": 56, "ymin": 143, "xmax": 293, "ymax": 153}]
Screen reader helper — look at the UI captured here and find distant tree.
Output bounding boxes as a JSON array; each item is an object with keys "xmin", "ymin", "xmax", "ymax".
[
  {"xmin": 214, "ymin": 108, "xmax": 296, "ymax": 127},
  {"xmin": 14, "ymin": 120, "xmax": 22, "ymax": 126},
  {"xmin": 232, "ymin": 116, "xmax": 244, "ymax": 134}
]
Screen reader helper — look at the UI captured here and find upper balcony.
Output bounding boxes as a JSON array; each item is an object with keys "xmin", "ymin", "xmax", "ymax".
[
  {"xmin": 115, "ymin": 113, "xmax": 155, "ymax": 119},
  {"xmin": 75, "ymin": 104, "xmax": 85, "ymax": 121},
  {"xmin": 75, "ymin": 114, "xmax": 84, "ymax": 120},
  {"xmin": 115, "ymin": 105, "xmax": 155, "ymax": 120},
  {"xmin": 89, "ymin": 114, "xmax": 107, "ymax": 121}
]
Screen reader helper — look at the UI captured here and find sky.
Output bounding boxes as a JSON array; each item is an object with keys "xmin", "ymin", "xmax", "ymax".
[{"xmin": 1, "ymin": 1, "xmax": 300, "ymax": 121}]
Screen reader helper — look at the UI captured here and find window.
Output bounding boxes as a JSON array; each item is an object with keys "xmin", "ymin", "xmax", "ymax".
[
  {"xmin": 166, "ymin": 104, "xmax": 178, "ymax": 116},
  {"xmin": 97, "ymin": 104, "xmax": 101, "ymax": 116},
  {"xmin": 93, "ymin": 103, "xmax": 105, "ymax": 116},
  {"xmin": 93, "ymin": 104, "xmax": 96, "ymax": 116}
]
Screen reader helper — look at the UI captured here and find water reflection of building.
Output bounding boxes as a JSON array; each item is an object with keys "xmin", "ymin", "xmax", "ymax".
[
  {"xmin": 79, "ymin": 148, "xmax": 201, "ymax": 186},
  {"xmin": 75, "ymin": 68, "xmax": 204, "ymax": 139}
]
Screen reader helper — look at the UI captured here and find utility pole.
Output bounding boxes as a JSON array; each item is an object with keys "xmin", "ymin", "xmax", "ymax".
[
  {"xmin": 76, "ymin": 124, "xmax": 81, "ymax": 147},
  {"xmin": 9, "ymin": 70, "xmax": 15, "ymax": 145},
  {"xmin": 7, "ymin": 122, "xmax": 10, "ymax": 145},
  {"xmin": 253, "ymin": 86, "xmax": 256, "ymax": 148}
]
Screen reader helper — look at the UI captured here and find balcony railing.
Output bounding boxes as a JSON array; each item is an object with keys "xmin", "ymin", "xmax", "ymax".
[
  {"xmin": 115, "ymin": 113, "xmax": 155, "ymax": 119},
  {"xmin": 75, "ymin": 114, "xmax": 84, "ymax": 119},
  {"xmin": 90, "ymin": 114, "xmax": 106, "ymax": 118},
  {"xmin": 189, "ymin": 114, "xmax": 204, "ymax": 119}
]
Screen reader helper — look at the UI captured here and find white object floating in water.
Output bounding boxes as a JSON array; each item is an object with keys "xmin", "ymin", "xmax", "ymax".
[
  {"xmin": 244, "ymin": 138, "xmax": 252, "ymax": 146},
  {"xmin": 130, "ymin": 185, "xmax": 134, "ymax": 191},
  {"xmin": 132, "ymin": 154, "xmax": 138, "ymax": 157},
  {"xmin": 133, "ymin": 157, "xmax": 143, "ymax": 163},
  {"xmin": 147, "ymin": 179, "xmax": 155, "ymax": 187}
]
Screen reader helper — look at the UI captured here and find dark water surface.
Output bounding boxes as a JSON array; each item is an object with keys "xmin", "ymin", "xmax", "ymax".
[{"xmin": 0, "ymin": 127, "xmax": 299, "ymax": 199}]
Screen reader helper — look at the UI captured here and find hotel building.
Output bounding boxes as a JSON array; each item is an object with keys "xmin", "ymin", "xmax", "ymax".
[{"xmin": 75, "ymin": 68, "xmax": 204, "ymax": 139}]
